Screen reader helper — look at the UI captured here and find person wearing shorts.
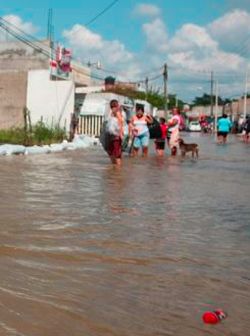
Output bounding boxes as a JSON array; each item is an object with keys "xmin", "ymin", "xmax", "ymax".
[
  {"xmin": 155, "ymin": 117, "xmax": 167, "ymax": 156},
  {"xmin": 130, "ymin": 104, "xmax": 153, "ymax": 157},
  {"xmin": 217, "ymin": 114, "xmax": 232, "ymax": 144},
  {"xmin": 106, "ymin": 99, "xmax": 123, "ymax": 165}
]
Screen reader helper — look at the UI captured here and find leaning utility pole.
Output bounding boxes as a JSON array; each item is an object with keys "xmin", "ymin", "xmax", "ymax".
[
  {"xmin": 210, "ymin": 71, "xmax": 214, "ymax": 117},
  {"xmin": 163, "ymin": 63, "xmax": 168, "ymax": 119}
]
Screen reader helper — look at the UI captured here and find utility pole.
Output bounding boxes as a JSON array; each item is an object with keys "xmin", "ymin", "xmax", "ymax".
[
  {"xmin": 145, "ymin": 77, "xmax": 149, "ymax": 101},
  {"xmin": 243, "ymin": 68, "xmax": 248, "ymax": 120},
  {"xmin": 215, "ymin": 80, "xmax": 219, "ymax": 136},
  {"xmin": 47, "ymin": 9, "xmax": 53, "ymax": 43},
  {"xmin": 47, "ymin": 9, "xmax": 54, "ymax": 59},
  {"xmin": 210, "ymin": 71, "xmax": 214, "ymax": 118},
  {"xmin": 175, "ymin": 94, "xmax": 178, "ymax": 107},
  {"xmin": 163, "ymin": 63, "xmax": 168, "ymax": 119}
]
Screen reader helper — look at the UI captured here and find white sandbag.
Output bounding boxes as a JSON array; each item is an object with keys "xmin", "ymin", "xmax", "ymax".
[
  {"xmin": 0, "ymin": 146, "xmax": 7, "ymax": 155},
  {"xmin": 73, "ymin": 134, "xmax": 97, "ymax": 147},
  {"xmin": 49, "ymin": 143, "xmax": 65, "ymax": 153},
  {"xmin": 72, "ymin": 135, "xmax": 89, "ymax": 149},
  {"xmin": 0, "ymin": 144, "xmax": 25, "ymax": 155},
  {"xmin": 61, "ymin": 140, "xmax": 76, "ymax": 151},
  {"xmin": 25, "ymin": 145, "xmax": 51, "ymax": 155}
]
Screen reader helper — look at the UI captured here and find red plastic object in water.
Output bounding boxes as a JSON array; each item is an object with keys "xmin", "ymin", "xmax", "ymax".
[{"xmin": 203, "ymin": 310, "xmax": 227, "ymax": 324}]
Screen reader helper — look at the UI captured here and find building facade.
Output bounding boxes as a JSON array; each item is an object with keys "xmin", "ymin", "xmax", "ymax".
[{"xmin": 0, "ymin": 40, "xmax": 91, "ymax": 132}]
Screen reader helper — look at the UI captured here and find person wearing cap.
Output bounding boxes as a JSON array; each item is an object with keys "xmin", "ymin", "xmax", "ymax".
[{"xmin": 130, "ymin": 104, "xmax": 153, "ymax": 157}]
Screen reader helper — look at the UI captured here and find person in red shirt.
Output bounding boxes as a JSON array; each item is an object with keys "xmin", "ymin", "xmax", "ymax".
[{"xmin": 155, "ymin": 117, "xmax": 168, "ymax": 156}]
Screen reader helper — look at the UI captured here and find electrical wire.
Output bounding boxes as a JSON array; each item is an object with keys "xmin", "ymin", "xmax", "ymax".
[
  {"xmin": 84, "ymin": 0, "xmax": 120, "ymax": 27},
  {"xmin": 1, "ymin": 13, "xmax": 248, "ymax": 96}
]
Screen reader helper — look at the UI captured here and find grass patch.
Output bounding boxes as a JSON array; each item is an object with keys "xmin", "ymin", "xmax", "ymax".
[{"xmin": 0, "ymin": 122, "xmax": 66, "ymax": 146}]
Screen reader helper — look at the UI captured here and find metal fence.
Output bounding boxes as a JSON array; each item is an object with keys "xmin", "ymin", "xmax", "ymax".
[{"xmin": 78, "ymin": 115, "xmax": 104, "ymax": 137}]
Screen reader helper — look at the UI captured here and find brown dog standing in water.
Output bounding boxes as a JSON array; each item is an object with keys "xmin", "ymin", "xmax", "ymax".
[{"xmin": 178, "ymin": 138, "xmax": 199, "ymax": 158}]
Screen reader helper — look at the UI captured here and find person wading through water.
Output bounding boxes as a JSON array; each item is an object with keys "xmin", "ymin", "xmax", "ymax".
[
  {"xmin": 130, "ymin": 104, "xmax": 153, "ymax": 157},
  {"xmin": 106, "ymin": 99, "xmax": 124, "ymax": 165},
  {"xmin": 154, "ymin": 117, "xmax": 168, "ymax": 156},
  {"xmin": 167, "ymin": 107, "xmax": 181, "ymax": 156}
]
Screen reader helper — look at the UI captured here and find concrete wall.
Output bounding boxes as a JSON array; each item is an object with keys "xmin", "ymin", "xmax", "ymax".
[
  {"xmin": 0, "ymin": 71, "xmax": 27, "ymax": 129},
  {"xmin": 0, "ymin": 41, "xmax": 49, "ymax": 72},
  {"xmin": 224, "ymin": 98, "xmax": 250, "ymax": 117},
  {"xmin": 71, "ymin": 62, "xmax": 92, "ymax": 87},
  {"xmin": 26, "ymin": 70, "xmax": 75, "ymax": 132},
  {"xmin": 189, "ymin": 105, "xmax": 223, "ymax": 118}
]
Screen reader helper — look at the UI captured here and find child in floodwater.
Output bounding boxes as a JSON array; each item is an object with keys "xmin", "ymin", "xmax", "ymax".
[{"xmin": 155, "ymin": 117, "xmax": 167, "ymax": 156}]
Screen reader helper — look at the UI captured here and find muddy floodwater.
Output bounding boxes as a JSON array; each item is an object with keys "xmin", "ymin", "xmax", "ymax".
[{"xmin": 0, "ymin": 133, "xmax": 250, "ymax": 336}]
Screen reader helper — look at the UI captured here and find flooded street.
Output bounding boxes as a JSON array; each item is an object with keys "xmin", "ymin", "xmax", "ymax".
[{"xmin": 0, "ymin": 133, "xmax": 250, "ymax": 336}]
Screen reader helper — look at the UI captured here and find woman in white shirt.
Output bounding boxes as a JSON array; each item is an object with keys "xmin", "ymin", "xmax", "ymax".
[{"xmin": 130, "ymin": 104, "xmax": 153, "ymax": 157}]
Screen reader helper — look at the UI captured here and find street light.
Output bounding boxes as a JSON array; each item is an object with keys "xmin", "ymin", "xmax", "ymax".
[{"xmin": 87, "ymin": 61, "xmax": 101, "ymax": 69}]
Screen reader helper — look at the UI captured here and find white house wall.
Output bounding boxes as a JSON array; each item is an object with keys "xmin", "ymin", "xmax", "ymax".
[{"xmin": 27, "ymin": 70, "xmax": 75, "ymax": 132}]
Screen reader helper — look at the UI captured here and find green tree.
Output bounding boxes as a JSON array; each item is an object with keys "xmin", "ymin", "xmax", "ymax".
[
  {"xmin": 105, "ymin": 86, "xmax": 185, "ymax": 110},
  {"xmin": 192, "ymin": 93, "xmax": 227, "ymax": 106}
]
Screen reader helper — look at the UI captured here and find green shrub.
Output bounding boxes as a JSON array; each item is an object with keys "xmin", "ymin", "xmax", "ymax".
[
  {"xmin": 0, "ymin": 122, "xmax": 66, "ymax": 146},
  {"xmin": 0, "ymin": 128, "xmax": 27, "ymax": 145}
]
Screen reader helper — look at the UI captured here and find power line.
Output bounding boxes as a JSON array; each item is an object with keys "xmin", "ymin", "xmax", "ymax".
[
  {"xmin": 0, "ymin": 16, "xmax": 51, "ymax": 53},
  {"xmin": 0, "ymin": 19, "xmax": 107, "ymax": 83},
  {"xmin": 0, "ymin": 14, "xmax": 240, "ymax": 84},
  {"xmin": 1, "ymin": 14, "xmax": 248, "ymax": 95},
  {"xmin": 85, "ymin": 0, "xmax": 120, "ymax": 27},
  {"xmin": 0, "ymin": 20, "xmax": 51, "ymax": 58}
]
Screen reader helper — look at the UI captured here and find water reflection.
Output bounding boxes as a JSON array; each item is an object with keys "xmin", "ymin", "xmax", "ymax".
[{"xmin": 0, "ymin": 135, "xmax": 250, "ymax": 336}]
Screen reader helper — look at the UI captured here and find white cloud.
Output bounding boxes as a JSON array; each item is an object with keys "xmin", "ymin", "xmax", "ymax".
[
  {"xmin": 2, "ymin": 11, "xmax": 248, "ymax": 101},
  {"xmin": 142, "ymin": 18, "xmax": 168, "ymax": 53},
  {"xmin": 141, "ymin": 17, "xmax": 248, "ymax": 100},
  {"xmin": 165, "ymin": 23, "xmax": 246, "ymax": 72},
  {"xmin": 63, "ymin": 24, "xmax": 104, "ymax": 50},
  {"xmin": 133, "ymin": 3, "xmax": 161, "ymax": 17},
  {"xmin": 207, "ymin": 10, "xmax": 250, "ymax": 55},
  {"xmin": 168, "ymin": 49, "xmax": 244, "ymax": 73},
  {"xmin": 0, "ymin": 15, "xmax": 38, "ymax": 41},
  {"xmin": 63, "ymin": 24, "xmax": 141, "ymax": 81},
  {"xmin": 227, "ymin": 0, "xmax": 250, "ymax": 11},
  {"xmin": 169, "ymin": 24, "xmax": 218, "ymax": 53},
  {"xmin": 63, "ymin": 13, "xmax": 249, "ymax": 100}
]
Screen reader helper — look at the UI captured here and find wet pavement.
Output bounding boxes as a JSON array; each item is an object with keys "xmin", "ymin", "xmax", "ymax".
[{"xmin": 0, "ymin": 133, "xmax": 249, "ymax": 336}]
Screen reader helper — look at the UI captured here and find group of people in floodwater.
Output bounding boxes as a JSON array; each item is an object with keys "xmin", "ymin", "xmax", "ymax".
[
  {"xmin": 103, "ymin": 99, "xmax": 250, "ymax": 165},
  {"xmin": 104, "ymin": 99, "xmax": 182, "ymax": 165}
]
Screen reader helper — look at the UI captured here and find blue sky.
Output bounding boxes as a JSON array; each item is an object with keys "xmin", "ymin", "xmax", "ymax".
[
  {"xmin": 1, "ymin": 0, "xmax": 250, "ymax": 102},
  {"xmin": 0, "ymin": 0, "xmax": 229, "ymax": 46}
]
